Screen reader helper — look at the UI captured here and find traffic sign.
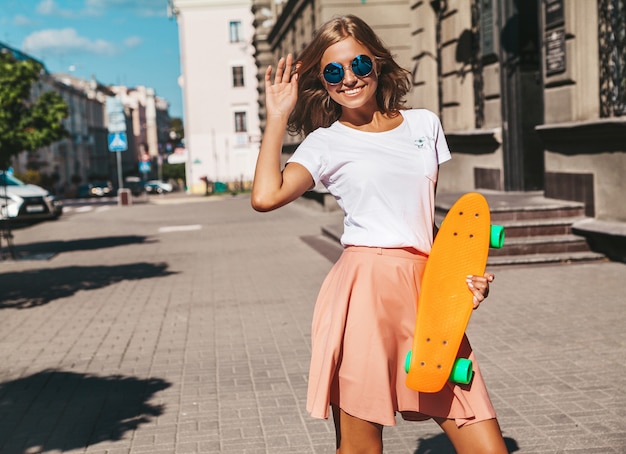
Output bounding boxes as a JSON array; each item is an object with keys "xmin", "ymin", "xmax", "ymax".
[
  {"xmin": 106, "ymin": 97, "xmax": 127, "ymax": 133},
  {"xmin": 108, "ymin": 132, "xmax": 128, "ymax": 152},
  {"xmin": 139, "ymin": 161, "xmax": 151, "ymax": 173},
  {"xmin": 107, "ymin": 112, "xmax": 126, "ymax": 132}
]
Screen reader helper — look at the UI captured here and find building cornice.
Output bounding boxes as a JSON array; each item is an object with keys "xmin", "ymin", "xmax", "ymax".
[
  {"xmin": 267, "ymin": 0, "xmax": 310, "ymax": 49},
  {"xmin": 535, "ymin": 118, "xmax": 626, "ymax": 153}
]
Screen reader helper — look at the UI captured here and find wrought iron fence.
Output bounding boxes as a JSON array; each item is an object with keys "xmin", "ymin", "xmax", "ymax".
[
  {"xmin": 472, "ymin": 0, "xmax": 485, "ymax": 128},
  {"xmin": 598, "ymin": 0, "xmax": 626, "ymax": 117}
]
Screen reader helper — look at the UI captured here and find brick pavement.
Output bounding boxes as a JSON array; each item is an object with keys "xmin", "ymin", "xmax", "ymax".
[{"xmin": 0, "ymin": 194, "xmax": 625, "ymax": 453}]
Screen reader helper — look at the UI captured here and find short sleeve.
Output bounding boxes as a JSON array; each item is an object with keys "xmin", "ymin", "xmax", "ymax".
[
  {"xmin": 429, "ymin": 111, "xmax": 451, "ymax": 165},
  {"xmin": 286, "ymin": 130, "xmax": 329, "ymax": 186}
]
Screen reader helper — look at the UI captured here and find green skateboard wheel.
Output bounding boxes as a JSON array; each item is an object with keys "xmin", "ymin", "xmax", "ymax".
[
  {"xmin": 490, "ymin": 224, "xmax": 505, "ymax": 249},
  {"xmin": 449, "ymin": 358, "xmax": 474, "ymax": 384},
  {"xmin": 405, "ymin": 351, "xmax": 412, "ymax": 373}
]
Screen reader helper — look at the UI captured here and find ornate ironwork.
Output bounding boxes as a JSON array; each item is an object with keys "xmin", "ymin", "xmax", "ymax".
[
  {"xmin": 598, "ymin": 0, "xmax": 626, "ymax": 117},
  {"xmin": 472, "ymin": 0, "xmax": 485, "ymax": 128},
  {"xmin": 431, "ymin": 0, "xmax": 446, "ymax": 122}
]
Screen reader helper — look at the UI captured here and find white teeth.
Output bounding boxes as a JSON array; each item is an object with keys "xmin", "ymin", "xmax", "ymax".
[{"xmin": 344, "ymin": 87, "xmax": 362, "ymax": 95}]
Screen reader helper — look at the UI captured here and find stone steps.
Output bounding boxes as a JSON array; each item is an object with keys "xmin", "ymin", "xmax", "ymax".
[
  {"xmin": 316, "ymin": 191, "xmax": 607, "ymax": 266},
  {"xmin": 435, "ymin": 191, "xmax": 606, "ymax": 266}
]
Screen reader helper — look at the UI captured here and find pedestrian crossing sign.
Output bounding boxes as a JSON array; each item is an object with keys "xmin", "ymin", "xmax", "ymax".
[{"xmin": 108, "ymin": 132, "xmax": 128, "ymax": 152}]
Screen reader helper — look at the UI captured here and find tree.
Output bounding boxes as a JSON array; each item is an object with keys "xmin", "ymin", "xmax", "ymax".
[
  {"xmin": 0, "ymin": 49, "xmax": 69, "ymax": 170},
  {"xmin": 170, "ymin": 117, "xmax": 184, "ymax": 142}
]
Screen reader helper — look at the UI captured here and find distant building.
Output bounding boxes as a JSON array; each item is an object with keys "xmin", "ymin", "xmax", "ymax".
[
  {"xmin": 1, "ymin": 41, "xmax": 115, "ymax": 193},
  {"xmin": 109, "ymin": 85, "xmax": 171, "ymax": 176},
  {"xmin": 170, "ymin": 0, "xmax": 262, "ymax": 194},
  {"xmin": 45, "ymin": 74, "xmax": 115, "ymax": 193},
  {"xmin": 1, "ymin": 41, "xmax": 173, "ymax": 193}
]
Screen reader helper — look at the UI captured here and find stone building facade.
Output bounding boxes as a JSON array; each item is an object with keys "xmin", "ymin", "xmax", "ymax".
[{"xmin": 252, "ymin": 0, "xmax": 626, "ymax": 232}]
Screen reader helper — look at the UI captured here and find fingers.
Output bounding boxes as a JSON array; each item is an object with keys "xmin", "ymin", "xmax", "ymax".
[
  {"xmin": 274, "ymin": 57, "xmax": 285, "ymax": 84},
  {"xmin": 266, "ymin": 54, "xmax": 297, "ymax": 86},
  {"xmin": 282, "ymin": 54, "xmax": 293, "ymax": 82},
  {"xmin": 264, "ymin": 65, "xmax": 273, "ymax": 84},
  {"xmin": 466, "ymin": 273, "xmax": 495, "ymax": 310}
]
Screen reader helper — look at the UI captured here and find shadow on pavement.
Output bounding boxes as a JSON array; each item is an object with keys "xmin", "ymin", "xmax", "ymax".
[
  {"xmin": 0, "ymin": 262, "xmax": 176, "ymax": 309},
  {"xmin": 11, "ymin": 235, "xmax": 154, "ymax": 259},
  {"xmin": 0, "ymin": 369, "xmax": 170, "ymax": 453},
  {"xmin": 413, "ymin": 432, "xmax": 519, "ymax": 453}
]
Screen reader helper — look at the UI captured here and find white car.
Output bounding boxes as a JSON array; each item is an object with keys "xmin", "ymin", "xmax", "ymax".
[
  {"xmin": 144, "ymin": 180, "xmax": 173, "ymax": 194},
  {"xmin": 0, "ymin": 172, "xmax": 62, "ymax": 222}
]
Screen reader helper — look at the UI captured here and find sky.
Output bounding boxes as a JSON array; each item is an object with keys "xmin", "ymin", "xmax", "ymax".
[{"xmin": 0, "ymin": 0, "xmax": 183, "ymax": 119}]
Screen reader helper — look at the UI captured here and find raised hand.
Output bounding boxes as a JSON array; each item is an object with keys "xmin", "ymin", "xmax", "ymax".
[{"xmin": 265, "ymin": 54, "xmax": 299, "ymax": 119}]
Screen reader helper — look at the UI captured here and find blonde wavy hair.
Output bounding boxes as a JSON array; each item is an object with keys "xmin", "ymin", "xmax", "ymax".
[{"xmin": 288, "ymin": 15, "xmax": 411, "ymax": 137}]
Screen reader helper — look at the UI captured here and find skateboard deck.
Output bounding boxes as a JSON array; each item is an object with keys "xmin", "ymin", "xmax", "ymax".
[{"xmin": 405, "ymin": 192, "xmax": 503, "ymax": 393}]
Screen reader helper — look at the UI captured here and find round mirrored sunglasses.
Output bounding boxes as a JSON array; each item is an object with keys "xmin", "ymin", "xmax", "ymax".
[{"xmin": 322, "ymin": 55, "xmax": 374, "ymax": 85}]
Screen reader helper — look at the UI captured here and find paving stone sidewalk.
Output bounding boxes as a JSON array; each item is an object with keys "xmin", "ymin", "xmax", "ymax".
[{"xmin": 0, "ymin": 195, "xmax": 625, "ymax": 453}]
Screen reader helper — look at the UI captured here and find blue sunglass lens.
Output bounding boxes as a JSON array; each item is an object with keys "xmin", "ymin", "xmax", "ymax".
[
  {"xmin": 323, "ymin": 55, "xmax": 373, "ymax": 84},
  {"xmin": 352, "ymin": 55, "xmax": 373, "ymax": 77},
  {"xmin": 323, "ymin": 62, "xmax": 344, "ymax": 84}
]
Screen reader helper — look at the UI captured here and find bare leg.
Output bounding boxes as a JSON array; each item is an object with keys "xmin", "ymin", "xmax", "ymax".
[
  {"xmin": 332, "ymin": 404, "xmax": 383, "ymax": 454},
  {"xmin": 434, "ymin": 417, "xmax": 508, "ymax": 454}
]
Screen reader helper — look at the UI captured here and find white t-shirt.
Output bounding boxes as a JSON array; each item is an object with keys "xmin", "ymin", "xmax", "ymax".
[{"xmin": 287, "ymin": 109, "xmax": 451, "ymax": 252}]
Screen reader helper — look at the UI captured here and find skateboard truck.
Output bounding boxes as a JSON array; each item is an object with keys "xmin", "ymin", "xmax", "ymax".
[{"xmin": 404, "ymin": 352, "xmax": 474, "ymax": 384}]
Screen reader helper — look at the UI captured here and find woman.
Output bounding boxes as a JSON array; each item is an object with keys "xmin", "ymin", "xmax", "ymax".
[{"xmin": 252, "ymin": 15, "xmax": 507, "ymax": 454}]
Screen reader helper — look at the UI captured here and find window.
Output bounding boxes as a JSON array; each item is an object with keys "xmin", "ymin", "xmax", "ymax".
[
  {"xmin": 229, "ymin": 21, "xmax": 242, "ymax": 43},
  {"xmin": 479, "ymin": 0, "xmax": 495, "ymax": 55},
  {"xmin": 234, "ymin": 112, "xmax": 247, "ymax": 132},
  {"xmin": 232, "ymin": 66, "xmax": 244, "ymax": 87}
]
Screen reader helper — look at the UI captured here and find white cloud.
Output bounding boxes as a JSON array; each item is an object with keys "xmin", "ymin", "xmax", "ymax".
[
  {"xmin": 13, "ymin": 14, "xmax": 34, "ymax": 27},
  {"xmin": 123, "ymin": 36, "xmax": 143, "ymax": 48},
  {"xmin": 36, "ymin": 0, "xmax": 56, "ymax": 14},
  {"xmin": 36, "ymin": 0, "xmax": 76, "ymax": 18},
  {"xmin": 22, "ymin": 28, "xmax": 118, "ymax": 57}
]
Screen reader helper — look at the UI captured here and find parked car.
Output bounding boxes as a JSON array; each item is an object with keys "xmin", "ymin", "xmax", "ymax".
[
  {"xmin": 144, "ymin": 180, "xmax": 173, "ymax": 194},
  {"xmin": 0, "ymin": 172, "xmax": 62, "ymax": 222},
  {"xmin": 0, "ymin": 194, "xmax": 14, "ymax": 220},
  {"xmin": 124, "ymin": 180, "xmax": 146, "ymax": 197},
  {"xmin": 77, "ymin": 181, "xmax": 115, "ymax": 198}
]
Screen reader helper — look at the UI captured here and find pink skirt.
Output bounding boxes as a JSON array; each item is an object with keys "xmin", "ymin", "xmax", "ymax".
[{"xmin": 306, "ymin": 246, "xmax": 497, "ymax": 427}]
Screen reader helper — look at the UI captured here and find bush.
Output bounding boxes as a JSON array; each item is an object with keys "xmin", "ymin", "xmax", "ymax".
[
  {"xmin": 14, "ymin": 170, "xmax": 41, "ymax": 185},
  {"xmin": 162, "ymin": 163, "xmax": 185, "ymax": 181}
]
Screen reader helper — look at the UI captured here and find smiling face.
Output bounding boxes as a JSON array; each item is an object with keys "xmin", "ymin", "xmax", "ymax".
[{"xmin": 320, "ymin": 36, "xmax": 379, "ymax": 118}]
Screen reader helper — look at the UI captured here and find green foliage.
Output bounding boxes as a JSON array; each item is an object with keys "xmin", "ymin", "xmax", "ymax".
[
  {"xmin": 170, "ymin": 117, "xmax": 184, "ymax": 141},
  {"xmin": 0, "ymin": 50, "xmax": 69, "ymax": 169},
  {"xmin": 161, "ymin": 163, "xmax": 185, "ymax": 181},
  {"xmin": 13, "ymin": 169, "xmax": 42, "ymax": 185}
]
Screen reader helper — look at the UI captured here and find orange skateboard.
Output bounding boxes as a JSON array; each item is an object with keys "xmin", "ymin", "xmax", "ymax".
[{"xmin": 405, "ymin": 192, "xmax": 504, "ymax": 393}]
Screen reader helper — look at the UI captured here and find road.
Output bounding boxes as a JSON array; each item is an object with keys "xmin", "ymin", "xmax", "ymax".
[{"xmin": 1, "ymin": 194, "xmax": 625, "ymax": 453}]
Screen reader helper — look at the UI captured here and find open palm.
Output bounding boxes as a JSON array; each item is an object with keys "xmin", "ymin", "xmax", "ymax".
[{"xmin": 265, "ymin": 54, "xmax": 299, "ymax": 118}]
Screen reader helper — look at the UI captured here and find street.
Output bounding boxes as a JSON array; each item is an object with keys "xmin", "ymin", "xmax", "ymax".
[{"xmin": 1, "ymin": 194, "xmax": 625, "ymax": 453}]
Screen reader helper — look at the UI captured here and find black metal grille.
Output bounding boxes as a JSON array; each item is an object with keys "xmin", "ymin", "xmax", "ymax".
[
  {"xmin": 18, "ymin": 197, "xmax": 51, "ymax": 217},
  {"xmin": 598, "ymin": 0, "xmax": 626, "ymax": 117},
  {"xmin": 472, "ymin": 0, "xmax": 485, "ymax": 128}
]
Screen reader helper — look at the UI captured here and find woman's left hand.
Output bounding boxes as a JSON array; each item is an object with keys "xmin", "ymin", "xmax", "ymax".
[{"xmin": 466, "ymin": 273, "xmax": 495, "ymax": 309}]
